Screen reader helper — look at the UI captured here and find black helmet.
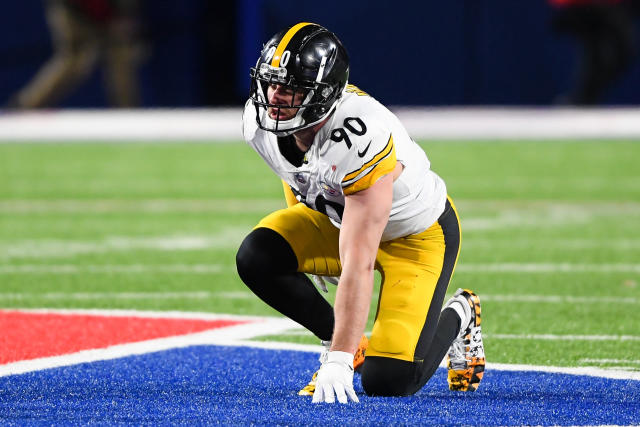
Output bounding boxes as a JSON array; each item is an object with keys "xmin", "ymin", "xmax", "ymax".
[{"xmin": 249, "ymin": 22, "xmax": 349, "ymax": 135}]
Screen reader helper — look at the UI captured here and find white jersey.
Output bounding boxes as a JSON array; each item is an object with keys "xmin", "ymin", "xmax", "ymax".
[{"xmin": 242, "ymin": 85, "xmax": 447, "ymax": 241}]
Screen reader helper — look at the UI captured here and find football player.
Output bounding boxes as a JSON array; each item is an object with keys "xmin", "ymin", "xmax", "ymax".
[{"xmin": 236, "ymin": 22, "xmax": 485, "ymax": 403}]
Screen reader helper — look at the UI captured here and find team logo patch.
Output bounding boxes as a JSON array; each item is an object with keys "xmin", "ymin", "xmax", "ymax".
[
  {"xmin": 293, "ymin": 172, "xmax": 308, "ymax": 185},
  {"xmin": 320, "ymin": 181, "xmax": 339, "ymax": 196}
]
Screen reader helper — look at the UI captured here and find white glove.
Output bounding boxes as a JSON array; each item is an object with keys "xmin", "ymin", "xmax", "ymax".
[
  {"xmin": 311, "ymin": 275, "xmax": 340, "ymax": 293},
  {"xmin": 312, "ymin": 351, "xmax": 359, "ymax": 404}
]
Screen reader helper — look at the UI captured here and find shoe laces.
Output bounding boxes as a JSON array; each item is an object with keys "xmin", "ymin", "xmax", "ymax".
[{"xmin": 449, "ymin": 335, "xmax": 470, "ymax": 366}]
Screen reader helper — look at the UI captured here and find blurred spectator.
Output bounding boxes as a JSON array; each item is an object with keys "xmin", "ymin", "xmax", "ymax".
[
  {"xmin": 550, "ymin": 0, "xmax": 639, "ymax": 105},
  {"xmin": 8, "ymin": 0, "xmax": 145, "ymax": 109}
]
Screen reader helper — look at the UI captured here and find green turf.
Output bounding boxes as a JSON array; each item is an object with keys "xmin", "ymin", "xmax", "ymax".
[{"xmin": 1, "ymin": 140, "xmax": 639, "ymax": 369}]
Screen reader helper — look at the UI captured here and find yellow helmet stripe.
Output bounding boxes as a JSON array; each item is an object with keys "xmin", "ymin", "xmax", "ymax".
[{"xmin": 271, "ymin": 22, "xmax": 313, "ymax": 67}]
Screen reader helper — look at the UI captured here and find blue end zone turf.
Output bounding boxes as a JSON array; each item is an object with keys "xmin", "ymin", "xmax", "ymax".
[{"xmin": 0, "ymin": 345, "xmax": 638, "ymax": 425}]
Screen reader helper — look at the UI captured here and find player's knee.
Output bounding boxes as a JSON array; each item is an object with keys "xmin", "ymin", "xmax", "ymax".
[
  {"xmin": 235, "ymin": 227, "xmax": 297, "ymax": 284},
  {"xmin": 235, "ymin": 229, "xmax": 270, "ymax": 282},
  {"xmin": 360, "ymin": 356, "xmax": 419, "ymax": 397}
]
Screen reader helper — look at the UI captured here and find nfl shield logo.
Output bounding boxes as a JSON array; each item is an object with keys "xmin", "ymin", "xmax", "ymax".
[{"xmin": 294, "ymin": 172, "xmax": 307, "ymax": 184}]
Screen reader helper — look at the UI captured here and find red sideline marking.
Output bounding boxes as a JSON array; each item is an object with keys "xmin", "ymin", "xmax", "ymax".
[{"xmin": 0, "ymin": 311, "xmax": 251, "ymax": 364}]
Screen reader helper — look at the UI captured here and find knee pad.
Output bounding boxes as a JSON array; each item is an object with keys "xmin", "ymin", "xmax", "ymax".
[
  {"xmin": 360, "ymin": 356, "xmax": 420, "ymax": 397},
  {"xmin": 235, "ymin": 227, "xmax": 297, "ymax": 283}
]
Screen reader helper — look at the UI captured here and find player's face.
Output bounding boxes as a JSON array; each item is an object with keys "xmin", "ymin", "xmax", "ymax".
[{"xmin": 266, "ymin": 84, "xmax": 305, "ymax": 121}]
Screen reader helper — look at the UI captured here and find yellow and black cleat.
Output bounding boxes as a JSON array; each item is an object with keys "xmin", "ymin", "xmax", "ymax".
[
  {"xmin": 298, "ymin": 371, "xmax": 318, "ymax": 396},
  {"xmin": 353, "ymin": 334, "xmax": 368, "ymax": 373},
  {"xmin": 446, "ymin": 289, "xmax": 485, "ymax": 392}
]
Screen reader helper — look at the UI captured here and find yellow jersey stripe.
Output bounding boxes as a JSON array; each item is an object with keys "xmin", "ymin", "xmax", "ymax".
[
  {"xmin": 343, "ymin": 143, "xmax": 397, "ymax": 195},
  {"xmin": 345, "ymin": 84, "xmax": 369, "ymax": 97},
  {"xmin": 282, "ymin": 180, "xmax": 300, "ymax": 207},
  {"xmin": 271, "ymin": 22, "xmax": 312, "ymax": 67},
  {"xmin": 342, "ymin": 135, "xmax": 394, "ymax": 183}
]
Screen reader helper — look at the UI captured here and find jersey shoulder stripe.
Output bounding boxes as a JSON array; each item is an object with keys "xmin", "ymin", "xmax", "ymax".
[
  {"xmin": 342, "ymin": 133, "xmax": 394, "ymax": 183},
  {"xmin": 341, "ymin": 134, "xmax": 396, "ymax": 195},
  {"xmin": 344, "ymin": 84, "xmax": 369, "ymax": 97}
]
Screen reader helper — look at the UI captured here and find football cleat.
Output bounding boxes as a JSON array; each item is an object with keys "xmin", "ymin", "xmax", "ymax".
[
  {"xmin": 298, "ymin": 335, "xmax": 368, "ymax": 396},
  {"xmin": 353, "ymin": 334, "xmax": 368, "ymax": 373},
  {"xmin": 298, "ymin": 371, "xmax": 318, "ymax": 396},
  {"xmin": 445, "ymin": 288, "xmax": 485, "ymax": 392}
]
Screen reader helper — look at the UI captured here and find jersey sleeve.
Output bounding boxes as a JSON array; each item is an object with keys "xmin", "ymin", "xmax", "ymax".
[{"xmin": 339, "ymin": 133, "xmax": 396, "ymax": 196}]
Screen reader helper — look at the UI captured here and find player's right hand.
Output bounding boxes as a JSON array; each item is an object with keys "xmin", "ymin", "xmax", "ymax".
[{"xmin": 312, "ymin": 351, "xmax": 359, "ymax": 404}]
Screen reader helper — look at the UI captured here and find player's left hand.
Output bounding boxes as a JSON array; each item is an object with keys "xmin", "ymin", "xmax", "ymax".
[
  {"xmin": 310, "ymin": 275, "xmax": 340, "ymax": 293},
  {"xmin": 312, "ymin": 351, "xmax": 359, "ymax": 404}
]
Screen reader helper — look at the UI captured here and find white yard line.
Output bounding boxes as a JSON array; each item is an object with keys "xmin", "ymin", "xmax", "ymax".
[
  {"xmin": 0, "ymin": 291, "xmax": 215, "ymax": 300},
  {"xmin": 215, "ymin": 291, "xmax": 256, "ymax": 299},
  {"xmin": 457, "ymin": 263, "xmax": 640, "ymax": 273},
  {"xmin": 280, "ymin": 328, "xmax": 640, "ymax": 342},
  {"xmin": 482, "ymin": 362, "xmax": 640, "ymax": 381},
  {"xmin": 0, "ymin": 264, "xmax": 225, "ymax": 274},
  {"xmin": 0, "ymin": 290, "xmax": 637, "ymax": 306},
  {"xmin": 0, "ymin": 291, "xmax": 253, "ymax": 300},
  {"xmin": 0, "ymin": 307, "xmax": 276, "ymax": 321},
  {"xmin": 480, "ymin": 294, "xmax": 638, "ymax": 304},
  {"xmin": 579, "ymin": 358, "xmax": 640, "ymax": 365},
  {"xmin": 0, "ymin": 199, "xmax": 283, "ymax": 214},
  {"xmin": 1, "ymin": 262, "xmax": 639, "ymax": 274},
  {"xmin": 0, "ymin": 230, "xmax": 249, "ymax": 259},
  {"xmin": 463, "ymin": 238, "xmax": 640, "ymax": 250},
  {"xmin": 488, "ymin": 333, "xmax": 640, "ymax": 341},
  {"xmin": 212, "ymin": 340, "xmax": 640, "ymax": 381},
  {"xmin": 4, "ymin": 234, "xmax": 640, "ymax": 261},
  {"xmin": 2, "ymin": 199, "xmax": 639, "ymax": 215},
  {"xmin": 457, "ymin": 203, "xmax": 640, "ymax": 232},
  {"xmin": 1, "ymin": 308, "xmax": 638, "ymax": 381}
]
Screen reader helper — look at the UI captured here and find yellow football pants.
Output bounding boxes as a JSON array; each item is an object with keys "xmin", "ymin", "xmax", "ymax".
[{"xmin": 255, "ymin": 197, "xmax": 461, "ymax": 362}]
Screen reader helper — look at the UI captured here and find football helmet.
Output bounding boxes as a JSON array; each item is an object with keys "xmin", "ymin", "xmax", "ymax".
[{"xmin": 250, "ymin": 22, "xmax": 349, "ymax": 136}]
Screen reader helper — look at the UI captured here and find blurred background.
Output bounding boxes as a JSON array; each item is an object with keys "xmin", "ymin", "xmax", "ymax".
[{"xmin": 1, "ymin": 0, "xmax": 640, "ymax": 109}]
